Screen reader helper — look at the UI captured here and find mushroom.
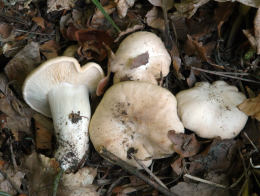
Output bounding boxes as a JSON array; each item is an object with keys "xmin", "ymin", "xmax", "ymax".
[
  {"xmin": 176, "ymin": 81, "xmax": 248, "ymax": 139},
  {"xmin": 111, "ymin": 31, "xmax": 171, "ymax": 84},
  {"xmin": 23, "ymin": 56, "xmax": 104, "ymax": 171},
  {"xmin": 89, "ymin": 81, "xmax": 184, "ymax": 168}
]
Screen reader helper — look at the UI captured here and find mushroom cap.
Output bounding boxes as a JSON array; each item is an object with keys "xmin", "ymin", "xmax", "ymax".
[
  {"xmin": 23, "ymin": 56, "xmax": 104, "ymax": 117},
  {"xmin": 176, "ymin": 81, "xmax": 248, "ymax": 139},
  {"xmin": 112, "ymin": 31, "xmax": 171, "ymax": 84},
  {"xmin": 89, "ymin": 81, "xmax": 184, "ymax": 167}
]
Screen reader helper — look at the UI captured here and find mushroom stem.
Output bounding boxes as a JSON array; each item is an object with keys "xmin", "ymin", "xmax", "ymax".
[{"xmin": 48, "ymin": 82, "xmax": 90, "ymax": 171}]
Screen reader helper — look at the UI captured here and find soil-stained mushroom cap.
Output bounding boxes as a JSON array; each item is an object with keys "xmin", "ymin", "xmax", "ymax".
[
  {"xmin": 23, "ymin": 56, "xmax": 104, "ymax": 171},
  {"xmin": 176, "ymin": 81, "xmax": 248, "ymax": 139},
  {"xmin": 112, "ymin": 31, "xmax": 171, "ymax": 84},
  {"xmin": 89, "ymin": 81, "xmax": 184, "ymax": 168}
]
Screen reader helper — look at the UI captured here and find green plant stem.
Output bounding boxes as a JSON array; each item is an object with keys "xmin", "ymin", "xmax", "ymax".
[
  {"xmin": 52, "ymin": 168, "xmax": 64, "ymax": 196},
  {"xmin": 91, "ymin": 0, "xmax": 121, "ymax": 33}
]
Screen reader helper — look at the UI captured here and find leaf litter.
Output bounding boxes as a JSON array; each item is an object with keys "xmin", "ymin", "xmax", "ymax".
[{"xmin": 0, "ymin": 0, "xmax": 260, "ymax": 195}]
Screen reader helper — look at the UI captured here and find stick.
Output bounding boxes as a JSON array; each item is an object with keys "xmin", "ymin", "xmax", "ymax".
[{"xmin": 98, "ymin": 147, "xmax": 175, "ymax": 196}]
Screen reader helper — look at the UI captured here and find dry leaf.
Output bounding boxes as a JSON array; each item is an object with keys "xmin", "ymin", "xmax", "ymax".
[
  {"xmin": 115, "ymin": 0, "xmax": 136, "ymax": 18},
  {"xmin": 35, "ymin": 121, "xmax": 52, "ymax": 150},
  {"xmin": 168, "ymin": 130, "xmax": 201, "ymax": 158},
  {"xmin": 171, "ymin": 157, "xmax": 184, "ymax": 175},
  {"xmin": 32, "ymin": 17, "xmax": 45, "ymax": 30},
  {"xmin": 215, "ymin": 0, "xmax": 260, "ymax": 8},
  {"xmin": 238, "ymin": 94, "xmax": 260, "ymax": 121},
  {"xmin": 171, "ymin": 172, "xmax": 230, "ymax": 196},
  {"xmin": 0, "ymin": 23, "xmax": 13, "ymax": 39},
  {"xmin": 130, "ymin": 52, "xmax": 149, "ymax": 69},
  {"xmin": 4, "ymin": 41, "xmax": 41, "ymax": 95},
  {"xmin": 91, "ymin": 3, "xmax": 116, "ymax": 28},
  {"xmin": 114, "ymin": 24, "xmax": 144, "ymax": 42},
  {"xmin": 47, "ymin": 0, "xmax": 76, "ymax": 13},
  {"xmin": 145, "ymin": 7, "xmax": 165, "ymax": 32},
  {"xmin": 188, "ymin": 139, "xmax": 238, "ymax": 175},
  {"xmin": 40, "ymin": 40, "xmax": 59, "ymax": 59},
  {"xmin": 147, "ymin": 0, "xmax": 174, "ymax": 10},
  {"xmin": 254, "ymin": 8, "xmax": 260, "ymax": 54}
]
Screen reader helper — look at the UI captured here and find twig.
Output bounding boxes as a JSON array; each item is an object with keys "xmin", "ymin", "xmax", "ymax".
[
  {"xmin": 184, "ymin": 174, "xmax": 227, "ymax": 189},
  {"xmin": 15, "ymin": 29, "xmax": 56, "ymax": 36},
  {"xmin": 0, "ymin": 170, "xmax": 23, "ymax": 194},
  {"xmin": 98, "ymin": 147, "xmax": 175, "ymax": 196},
  {"xmin": 130, "ymin": 154, "xmax": 168, "ymax": 189},
  {"xmin": 107, "ymin": 176, "xmax": 125, "ymax": 196},
  {"xmin": 243, "ymin": 132, "xmax": 259, "ymax": 153},
  {"xmin": 191, "ymin": 67, "xmax": 260, "ymax": 84},
  {"xmin": 8, "ymin": 139, "xmax": 18, "ymax": 170},
  {"xmin": 250, "ymin": 158, "xmax": 260, "ymax": 169}
]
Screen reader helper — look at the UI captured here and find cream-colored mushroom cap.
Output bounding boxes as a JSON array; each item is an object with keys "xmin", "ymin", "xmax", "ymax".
[
  {"xmin": 176, "ymin": 81, "xmax": 248, "ymax": 139},
  {"xmin": 23, "ymin": 56, "xmax": 104, "ymax": 117},
  {"xmin": 89, "ymin": 81, "xmax": 184, "ymax": 168},
  {"xmin": 112, "ymin": 31, "xmax": 171, "ymax": 84}
]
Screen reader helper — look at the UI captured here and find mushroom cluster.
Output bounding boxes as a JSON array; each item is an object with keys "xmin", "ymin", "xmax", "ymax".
[
  {"xmin": 176, "ymin": 81, "xmax": 248, "ymax": 139},
  {"xmin": 23, "ymin": 57, "xmax": 104, "ymax": 171}
]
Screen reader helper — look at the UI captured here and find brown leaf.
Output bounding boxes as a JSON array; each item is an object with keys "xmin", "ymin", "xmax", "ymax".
[
  {"xmin": 0, "ymin": 23, "xmax": 13, "ymax": 39},
  {"xmin": 115, "ymin": 0, "xmax": 136, "ymax": 18},
  {"xmin": 254, "ymin": 8, "xmax": 260, "ymax": 55},
  {"xmin": 168, "ymin": 130, "xmax": 201, "ymax": 158},
  {"xmin": 188, "ymin": 138, "xmax": 238, "ymax": 175},
  {"xmin": 171, "ymin": 157, "xmax": 184, "ymax": 175},
  {"xmin": 238, "ymin": 94, "xmax": 260, "ymax": 121},
  {"xmin": 147, "ymin": 0, "xmax": 174, "ymax": 10},
  {"xmin": 4, "ymin": 42, "xmax": 41, "ymax": 95},
  {"xmin": 145, "ymin": 7, "xmax": 165, "ymax": 32},
  {"xmin": 130, "ymin": 52, "xmax": 149, "ymax": 69},
  {"xmin": 35, "ymin": 122, "xmax": 52, "ymax": 150},
  {"xmin": 40, "ymin": 40, "xmax": 59, "ymax": 59},
  {"xmin": 32, "ymin": 17, "xmax": 45, "ymax": 30}
]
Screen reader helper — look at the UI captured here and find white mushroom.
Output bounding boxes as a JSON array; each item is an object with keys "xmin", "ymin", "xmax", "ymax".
[
  {"xmin": 112, "ymin": 31, "xmax": 171, "ymax": 84},
  {"xmin": 89, "ymin": 81, "xmax": 184, "ymax": 168},
  {"xmin": 176, "ymin": 81, "xmax": 248, "ymax": 139},
  {"xmin": 23, "ymin": 56, "xmax": 104, "ymax": 171}
]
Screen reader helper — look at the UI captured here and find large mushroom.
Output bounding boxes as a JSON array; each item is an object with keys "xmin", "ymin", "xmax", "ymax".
[
  {"xmin": 176, "ymin": 81, "xmax": 248, "ymax": 139},
  {"xmin": 111, "ymin": 31, "xmax": 171, "ymax": 84},
  {"xmin": 23, "ymin": 56, "xmax": 104, "ymax": 171},
  {"xmin": 89, "ymin": 81, "xmax": 184, "ymax": 168}
]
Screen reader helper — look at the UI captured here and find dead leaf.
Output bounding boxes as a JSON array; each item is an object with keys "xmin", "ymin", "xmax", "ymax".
[
  {"xmin": 66, "ymin": 25, "xmax": 114, "ymax": 61},
  {"xmin": 145, "ymin": 7, "xmax": 165, "ymax": 32},
  {"xmin": 254, "ymin": 8, "xmax": 260, "ymax": 55},
  {"xmin": 35, "ymin": 121, "xmax": 52, "ymax": 150},
  {"xmin": 47, "ymin": 0, "xmax": 76, "ymax": 13},
  {"xmin": 114, "ymin": 24, "xmax": 144, "ymax": 42},
  {"xmin": 171, "ymin": 157, "xmax": 184, "ymax": 175},
  {"xmin": 215, "ymin": 0, "xmax": 260, "ymax": 8},
  {"xmin": 188, "ymin": 139, "xmax": 238, "ymax": 175},
  {"xmin": 147, "ymin": 0, "xmax": 174, "ymax": 10},
  {"xmin": 171, "ymin": 172, "xmax": 230, "ymax": 196},
  {"xmin": 0, "ymin": 23, "xmax": 13, "ymax": 39},
  {"xmin": 91, "ymin": 3, "xmax": 116, "ymax": 28},
  {"xmin": 238, "ymin": 94, "xmax": 260, "ymax": 121},
  {"xmin": 185, "ymin": 35, "xmax": 224, "ymax": 69},
  {"xmin": 23, "ymin": 152, "xmax": 98, "ymax": 196},
  {"xmin": 4, "ymin": 42, "xmax": 41, "ymax": 95},
  {"xmin": 130, "ymin": 52, "xmax": 149, "ymax": 69},
  {"xmin": 40, "ymin": 40, "xmax": 59, "ymax": 59},
  {"xmin": 32, "ymin": 17, "xmax": 45, "ymax": 30},
  {"xmin": 115, "ymin": 0, "xmax": 136, "ymax": 18},
  {"xmin": 168, "ymin": 130, "xmax": 201, "ymax": 158}
]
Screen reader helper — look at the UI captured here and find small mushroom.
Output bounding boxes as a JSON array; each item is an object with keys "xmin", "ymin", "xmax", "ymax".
[
  {"xmin": 176, "ymin": 81, "xmax": 248, "ymax": 139},
  {"xmin": 112, "ymin": 31, "xmax": 171, "ymax": 84},
  {"xmin": 23, "ymin": 56, "xmax": 104, "ymax": 171},
  {"xmin": 89, "ymin": 81, "xmax": 184, "ymax": 168}
]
